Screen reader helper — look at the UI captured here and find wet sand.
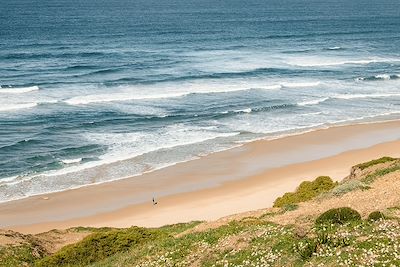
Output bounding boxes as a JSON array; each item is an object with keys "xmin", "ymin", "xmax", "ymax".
[{"xmin": 1, "ymin": 120, "xmax": 400, "ymax": 234}]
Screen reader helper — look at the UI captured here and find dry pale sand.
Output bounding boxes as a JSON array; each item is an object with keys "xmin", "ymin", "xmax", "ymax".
[{"xmin": 1, "ymin": 120, "xmax": 400, "ymax": 234}]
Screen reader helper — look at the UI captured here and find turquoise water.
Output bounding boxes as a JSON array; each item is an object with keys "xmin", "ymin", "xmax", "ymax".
[{"xmin": 1, "ymin": 0, "xmax": 400, "ymax": 202}]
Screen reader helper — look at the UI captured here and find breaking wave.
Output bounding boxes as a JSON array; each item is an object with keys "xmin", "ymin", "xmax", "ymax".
[
  {"xmin": 355, "ymin": 74, "xmax": 400, "ymax": 81},
  {"xmin": 0, "ymin": 85, "xmax": 39, "ymax": 94}
]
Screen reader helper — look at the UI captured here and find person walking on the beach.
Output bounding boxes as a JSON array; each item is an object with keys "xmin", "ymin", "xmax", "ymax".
[{"xmin": 152, "ymin": 197, "xmax": 158, "ymax": 205}]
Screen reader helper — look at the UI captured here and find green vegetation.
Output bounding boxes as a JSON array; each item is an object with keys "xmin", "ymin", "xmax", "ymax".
[
  {"xmin": 2, "ymin": 157, "xmax": 400, "ymax": 266},
  {"xmin": 325, "ymin": 179, "xmax": 371, "ymax": 197},
  {"xmin": 90, "ymin": 214, "xmax": 400, "ymax": 267},
  {"xmin": 362, "ymin": 161, "xmax": 400, "ymax": 184},
  {"xmin": 0, "ymin": 245, "xmax": 46, "ymax": 267},
  {"xmin": 36, "ymin": 227, "xmax": 164, "ymax": 267},
  {"xmin": 3, "ymin": 207, "xmax": 400, "ymax": 267},
  {"xmin": 316, "ymin": 207, "xmax": 361, "ymax": 225},
  {"xmin": 0, "ymin": 232, "xmax": 47, "ymax": 267},
  {"xmin": 296, "ymin": 220, "xmax": 400, "ymax": 266},
  {"xmin": 294, "ymin": 238, "xmax": 317, "ymax": 260},
  {"xmin": 157, "ymin": 221, "xmax": 202, "ymax": 236},
  {"xmin": 320, "ymin": 158, "xmax": 399, "ymax": 199},
  {"xmin": 368, "ymin": 211, "xmax": 386, "ymax": 221},
  {"xmin": 355, "ymin": 156, "xmax": 395, "ymax": 170},
  {"xmin": 94, "ymin": 219, "xmax": 300, "ymax": 267},
  {"xmin": 282, "ymin": 203, "xmax": 298, "ymax": 211},
  {"xmin": 273, "ymin": 176, "xmax": 337, "ymax": 207}
]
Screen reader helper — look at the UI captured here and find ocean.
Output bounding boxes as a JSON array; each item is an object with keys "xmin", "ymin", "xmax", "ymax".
[{"xmin": 0, "ymin": 0, "xmax": 400, "ymax": 202}]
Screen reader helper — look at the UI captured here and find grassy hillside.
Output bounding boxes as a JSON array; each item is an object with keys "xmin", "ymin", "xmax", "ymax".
[{"xmin": 1, "ymin": 157, "xmax": 400, "ymax": 266}]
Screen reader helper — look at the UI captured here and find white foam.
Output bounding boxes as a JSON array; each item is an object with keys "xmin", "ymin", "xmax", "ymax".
[
  {"xmin": 0, "ymin": 103, "xmax": 38, "ymax": 112},
  {"xmin": 0, "ymin": 175, "xmax": 20, "ymax": 183},
  {"xmin": 282, "ymin": 81, "xmax": 321, "ymax": 88},
  {"xmin": 235, "ymin": 108, "xmax": 252, "ymax": 113},
  {"xmin": 63, "ymin": 79, "xmax": 324, "ymax": 106},
  {"xmin": 295, "ymin": 59, "xmax": 377, "ymax": 67},
  {"xmin": 44, "ymin": 99, "xmax": 59, "ymax": 104},
  {"xmin": 327, "ymin": 46, "xmax": 342, "ymax": 50},
  {"xmin": 334, "ymin": 93, "xmax": 400, "ymax": 100},
  {"xmin": 287, "ymin": 57, "xmax": 400, "ymax": 67},
  {"xmin": 64, "ymin": 80, "xmax": 285, "ymax": 106},
  {"xmin": 356, "ymin": 74, "xmax": 400, "ymax": 81},
  {"xmin": 0, "ymin": 99, "xmax": 59, "ymax": 113},
  {"xmin": 61, "ymin": 158, "xmax": 82, "ymax": 164},
  {"xmin": 38, "ymin": 126, "xmax": 241, "ymax": 178},
  {"xmin": 298, "ymin": 97, "xmax": 329, "ymax": 106},
  {"xmin": 0, "ymin": 86, "xmax": 39, "ymax": 94},
  {"xmin": 65, "ymin": 92, "xmax": 187, "ymax": 105},
  {"xmin": 2, "ymin": 108, "xmax": 400, "ymax": 203},
  {"xmin": 184, "ymin": 50, "xmax": 276, "ymax": 73},
  {"xmin": 375, "ymin": 74, "xmax": 391, "ymax": 80},
  {"xmin": 303, "ymin": 111, "xmax": 324, "ymax": 116},
  {"xmin": 262, "ymin": 85, "xmax": 283, "ymax": 90},
  {"xmin": 86, "ymin": 126, "xmax": 240, "ymax": 164},
  {"xmin": 328, "ymin": 111, "xmax": 400, "ymax": 124}
]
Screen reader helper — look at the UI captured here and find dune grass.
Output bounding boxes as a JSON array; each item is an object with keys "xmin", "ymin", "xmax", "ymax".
[
  {"xmin": 355, "ymin": 156, "xmax": 395, "ymax": 170},
  {"xmin": 2, "ymin": 157, "xmax": 400, "ymax": 266},
  {"xmin": 36, "ymin": 227, "xmax": 165, "ymax": 267},
  {"xmin": 0, "ymin": 245, "xmax": 45, "ymax": 267},
  {"xmin": 88, "ymin": 213, "xmax": 400, "ymax": 267},
  {"xmin": 362, "ymin": 162, "xmax": 400, "ymax": 184},
  {"xmin": 273, "ymin": 176, "xmax": 337, "ymax": 208}
]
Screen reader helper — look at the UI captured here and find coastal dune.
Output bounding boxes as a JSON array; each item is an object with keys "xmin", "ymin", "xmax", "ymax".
[{"xmin": 1, "ymin": 120, "xmax": 400, "ymax": 234}]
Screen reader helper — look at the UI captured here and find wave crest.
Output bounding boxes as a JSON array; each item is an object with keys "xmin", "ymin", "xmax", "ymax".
[
  {"xmin": 0, "ymin": 100, "xmax": 58, "ymax": 113},
  {"xmin": 334, "ymin": 93, "xmax": 400, "ymax": 100},
  {"xmin": 298, "ymin": 97, "xmax": 329, "ymax": 106},
  {"xmin": 0, "ymin": 103, "xmax": 38, "ymax": 112},
  {"xmin": 282, "ymin": 81, "xmax": 321, "ymax": 88},
  {"xmin": 326, "ymin": 46, "xmax": 343, "ymax": 50},
  {"xmin": 0, "ymin": 85, "xmax": 39, "ymax": 94},
  {"xmin": 61, "ymin": 158, "xmax": 83, "ymax": 164},
  {"xmin": 356, "ymin": 74, "xmax": 400, "ymax": 81},
  {"xmin": 288, "ymin": 57, "xmax": 400, "ymax": 67},
  {"xmin": 64, "ymin": 81, "xmax": 320, "ymax": 106}
]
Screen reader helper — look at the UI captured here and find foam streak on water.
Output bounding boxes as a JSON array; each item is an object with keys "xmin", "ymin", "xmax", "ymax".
[{"xmin": 0, "ymin": 0, "xmax": 400, "ymax": 202}]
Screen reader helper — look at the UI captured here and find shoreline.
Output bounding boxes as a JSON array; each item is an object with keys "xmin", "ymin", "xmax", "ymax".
[
  {"xmin": 1, "ymin": 117, "xmax": 397, "ymax": 206},
  {"xmin": 0, "ymin": 117, "xmax": 397, "ymax": 206},
  {"xmin": 1, "ymin": 120, "xmax": 400, "ymax": 234}
]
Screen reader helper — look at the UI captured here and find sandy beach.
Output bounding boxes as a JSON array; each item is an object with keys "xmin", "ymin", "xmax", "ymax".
[{"xmin": 1, "ymin": 120, "xmax": 400, "ymax": 234}]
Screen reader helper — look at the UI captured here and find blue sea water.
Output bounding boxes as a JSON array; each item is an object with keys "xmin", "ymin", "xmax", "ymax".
[{"xmin": 0, "ymin": 0, "xmax": 400, "ymax": 202}]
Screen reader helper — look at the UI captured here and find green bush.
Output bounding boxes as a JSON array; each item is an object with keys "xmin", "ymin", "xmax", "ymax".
[
  {"xmin": 316, "ymin": 207, "xmax": 361, "ymax": 225},
  {"xmin": 273, "ymin": 176, "xmax": 337, "ymax": 208},
  {"xmin": 355, "ymin": 157, "xmax": 395, "ymax": 170},
  {"xmin": 295, "ymin": 238, "xmax": 317, "ymax": 260},
  {"xmin": 36, "ymin": 227, "xmax": 163, "ymax": 267},
  {"xmin": 0, "ymin": 245, "xmax": 46, "ymax": 267},
  {"xmin": 368, "ymin": 211, "xmax": 386, "ymax": 221}
]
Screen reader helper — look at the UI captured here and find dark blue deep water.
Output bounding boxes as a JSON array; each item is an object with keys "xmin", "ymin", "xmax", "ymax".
[{"xmin": 1, "ymin": 0, "xmax": 400, "ymax": 201}]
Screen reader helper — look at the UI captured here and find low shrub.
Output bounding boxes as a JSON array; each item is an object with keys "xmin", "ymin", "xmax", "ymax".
[
  {"xmin": 282, "ymin": 203, "xmax": 298, "ymax": 211},
  {"xmin": 273, "ymin": 176, "xmax": 337, "ymax": 207},
  {"xmin": 295, "ymin": 238, "xmax": 317, "ymax": 260},
  {"xmin": 36, "ymin": 226, "xmax": 163, "ymax": 267},
  {"xmin": 362, "ymin": 163, "xmax": 400, "ymax": 184},
  {"xmin": 0, "ymin": 245, "xmax": 46, "ymax": 267},
  {"xmin": 368, "ymin": 211, "xmax": 386, "ymax": 221},
  {"xmin": 327, "ymin": 180, "xmax": 370, "ymax": 197},
  {"xmin": 355, "ymin": 157, "xmax": 395, "ymax": 170},
  {"xmin": 316, "ymin": 207, "xmax": 361, "ymax": 225}
]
